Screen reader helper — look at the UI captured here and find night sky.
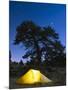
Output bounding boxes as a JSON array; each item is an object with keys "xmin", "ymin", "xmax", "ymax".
[{"xmin": 9, "ymin": 1, "xmax": 66, "ymax": 63}]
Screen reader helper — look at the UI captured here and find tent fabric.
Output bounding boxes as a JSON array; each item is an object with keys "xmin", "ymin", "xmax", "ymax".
[{"xmin": 16, "ymin": 69, "xmax": 52, "ymax": 84}]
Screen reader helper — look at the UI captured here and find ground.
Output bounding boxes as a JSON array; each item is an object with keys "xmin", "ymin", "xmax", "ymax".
[{"xmin": 9, "ymin": 67, "xmax": 66, "ymax": 89}]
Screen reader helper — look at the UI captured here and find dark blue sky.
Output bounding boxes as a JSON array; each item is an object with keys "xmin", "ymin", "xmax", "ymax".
[{"xmin": 9, "ymin": 1, "xmax": 66, "ymax": 63}]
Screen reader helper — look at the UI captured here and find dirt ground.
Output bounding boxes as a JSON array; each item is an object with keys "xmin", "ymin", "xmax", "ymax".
[{"xmin": 9, "ymin": 67, "xmax": 66, "ymax": 89}]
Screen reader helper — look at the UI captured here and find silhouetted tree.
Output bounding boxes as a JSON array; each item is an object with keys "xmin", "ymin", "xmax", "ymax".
[
  {"xmin": 39, "ymin": 26, "xmax": 65, "ymax": 67},
  {"xmin": 14, "ymin": 21, "xmax": 42, "ymax": 65},
  {"xmin": 14, "ymin": 21, "xmax": 66, "ymax": 68},
  {"xmin": 19, "ymin": 60, "xmax": 24, "ymax": 65},
  {"xmin": 9, "ymin": 50, "xmax": 11, "ymax": 61}
]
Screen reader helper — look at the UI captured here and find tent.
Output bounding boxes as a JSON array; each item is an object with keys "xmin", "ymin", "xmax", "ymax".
[{"xmin": 16, "ymin": 69, "xmax": 52, "ymax": 84}]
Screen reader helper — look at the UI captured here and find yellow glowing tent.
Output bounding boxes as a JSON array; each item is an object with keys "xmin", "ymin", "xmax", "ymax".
[{"xmin": 16, "ymin": 69, "xmax": 52, "ymax": 84}]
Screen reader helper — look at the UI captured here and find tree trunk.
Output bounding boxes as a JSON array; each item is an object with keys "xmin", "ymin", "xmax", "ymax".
[{"xmin": 31, "ymin": 32, "xmax": 41, "ymax": 65}]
